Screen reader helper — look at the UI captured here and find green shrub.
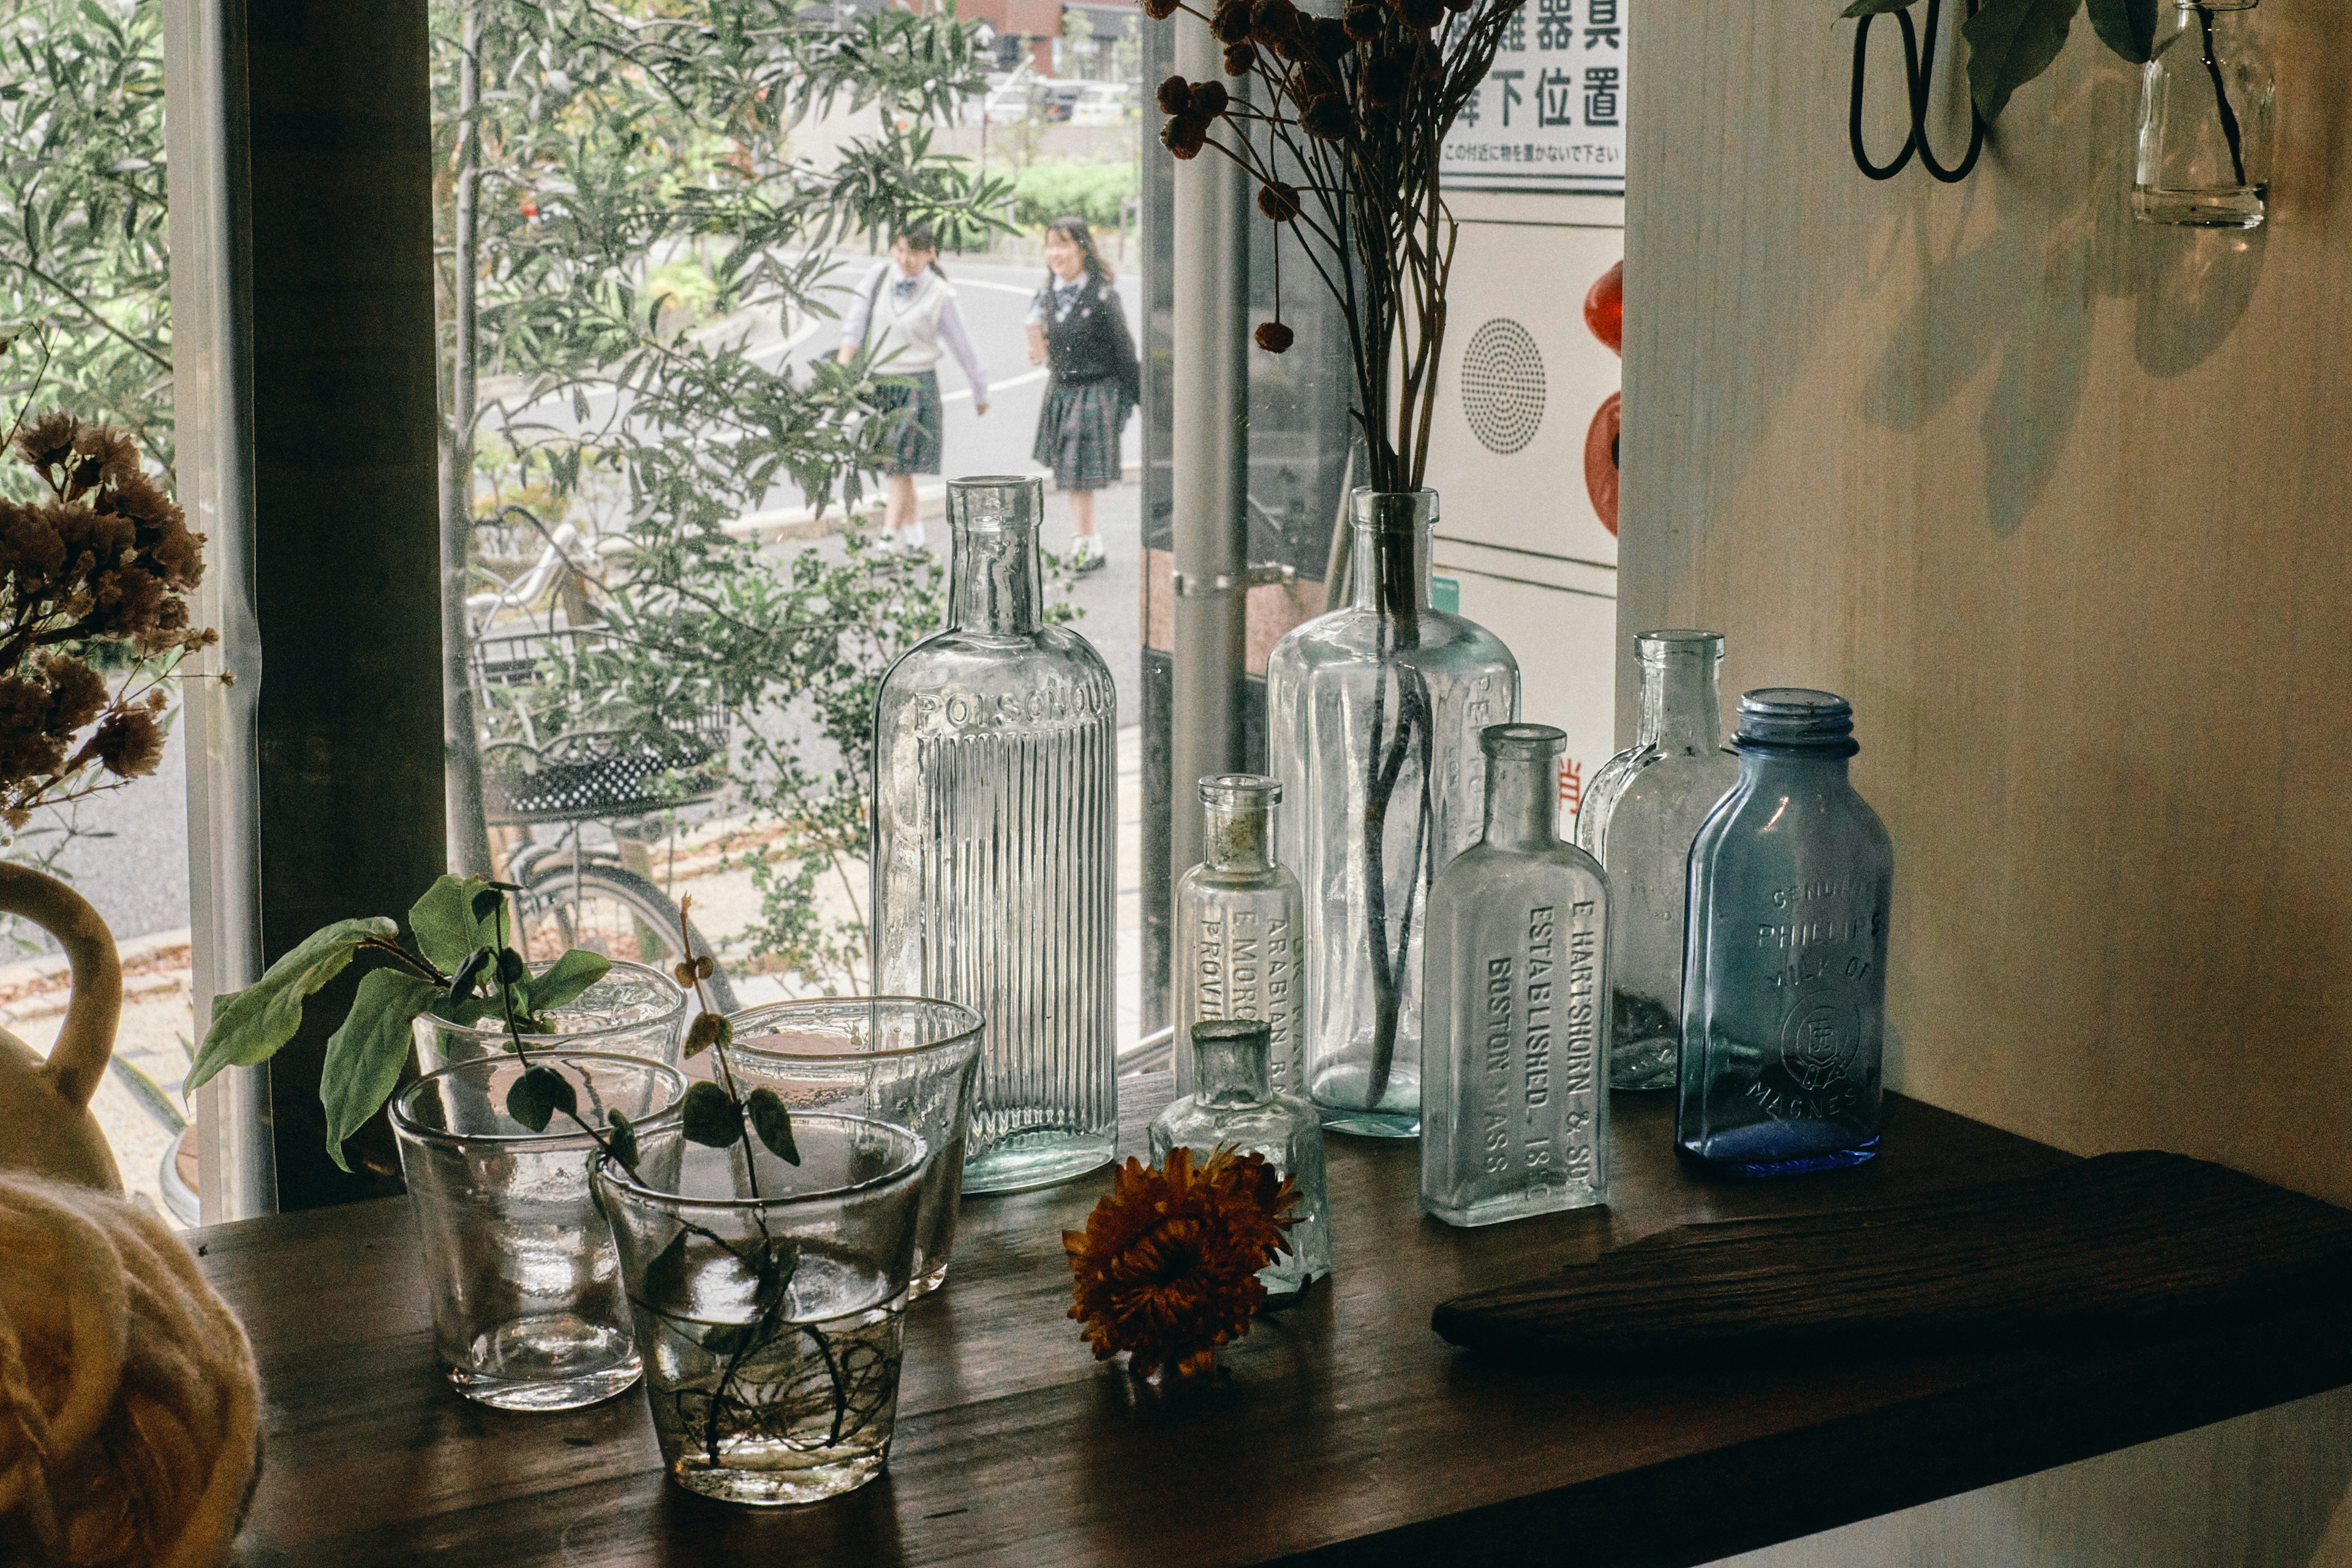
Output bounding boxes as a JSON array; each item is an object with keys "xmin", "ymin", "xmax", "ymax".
[{"xmin": 1010, "ymin": 159, "xmax": 1135, "ymax": 234}]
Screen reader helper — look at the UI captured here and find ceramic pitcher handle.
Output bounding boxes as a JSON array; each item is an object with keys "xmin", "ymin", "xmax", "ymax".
[{"xmin": 0, "ymin": 863, "xmax": 121, "ymax": 1112}]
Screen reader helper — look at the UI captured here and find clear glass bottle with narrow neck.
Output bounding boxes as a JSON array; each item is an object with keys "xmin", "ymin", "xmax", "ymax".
[
  {"xmin": 1148, "ymin": 1019, "xmax": 1332, "ymax": 1297},
  {"xmin": 1577, "ymin": 630, "xmax": 1739, "ymax": 1090},
  {"xmin": 1266, "ymin": 489, "xmax": 1520, "ymax": 1139},
  {"xmin": 1175, "ymin": 775, "xmax": 1306, "ymax": 1099},
  {"xmin": 1677, "ymin": 690, "xmax": 1893, "ymax": 1178},
  {"xmin": 2134, "ymin": 0, "xmax": 2274, "ymax": 229},
  {"xmin": 1422, "ymin": 724, "xmax": 1609, "ymax": 1226},
  {"xmin": 871, "ymin": 475, "xmax": 1118, "ymax": 1194}
]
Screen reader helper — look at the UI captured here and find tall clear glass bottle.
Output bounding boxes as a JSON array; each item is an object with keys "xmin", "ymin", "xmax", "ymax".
[
  {"xmin": 1149, "ymin": 1019, "xmax": 1332, "ymax": 1297},
  {"xmin": 1267, "ymin": 489, "xmax": 1520, "ymax": 1138},
  {"xmin": 2134, "ymin": 0, "xmax": 2274, "ymax": 228},
  {"xmin": 1677, "ymin": 690, "xmax": 1893, "ymax": 1178},
  {"xmin": 871, "ymin": 475, "xmax": 1118, "ymax": 1193},
  {"xmin": 1576, "ymin": 630, "xmax": 1739, "ymax": 1090},
  {"xmin": 1174, "ymin": 775, "xmax": 1306, "ymax": 1099},
  {"xmin": 1422, "ymin": 725, "xmax": 1609, "ymax": 1226}
]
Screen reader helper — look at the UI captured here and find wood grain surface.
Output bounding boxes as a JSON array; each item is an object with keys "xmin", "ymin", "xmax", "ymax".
[
  {"xmin": 195, "ymin": 1082, "xmax": 2352, "ymax": 1567},
  {"xmin": 1435, "ymin": 1150, "xmax": 2352, "ymax": 1362}
]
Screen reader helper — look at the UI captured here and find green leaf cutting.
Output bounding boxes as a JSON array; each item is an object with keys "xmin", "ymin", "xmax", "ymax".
[
  {"xmin": 187, "ymin": 917, "xmax": 398, "ymax": 1094},
  {"xmin": 506, "ymin": 1064, "xmax": 578, "ymax": 1134},
  {"xmin": 680, "ymin": 1080, "xmax": 745, "ymax": 1147},
  {"xmin": 319, "ymin": 967, "xmax": 442, "ymax": 1170},
  {"xmin": 2084, "ymin": 0, "xmax": 2156, "ymax": 62},
  {"xmin": 520, "ymin": 946, "xmax": 611, "ymax": 1016},
  {"xmin": 746, "ymin": 1087, "xmax": 801, "ymax": 1166},
  {"xmin": 1962, "ymin": 0, "xmax": 2081, "ymax": 122},
  {"xmin": 408, "ymin": 873, "xmax": 503, "ymax": 973}
]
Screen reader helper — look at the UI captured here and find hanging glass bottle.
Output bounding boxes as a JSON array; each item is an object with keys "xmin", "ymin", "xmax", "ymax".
[
  {"xmin": 1149, "ymin": 1019, "xmax": 1332, "ymax": 1297},
  {"xmin": 1267, "ymin": 489, "xmax": 1520, "ymax": 1139},
  {"xmin": 871, "ymin": 475, "xmax": 1118, "ymax": 1193},
  {"xmin": 1422, "ymin": 725, "xmax": 1609, "ymax": 1226},
  {"xmin": 1676, "ymin": 690, "xmax": 1893, "ymax": 1178},
  {"xmin": 1576, "ymin": 630, "xmax": 1739, "ymax": 1091},
  {"xmin": 1174, "ymin": 775, "xmax": 1306, "ymax": 1099},
  {"xmin": 2134, "ymin": 0, "xmax": 2274, "ymax": 228}
]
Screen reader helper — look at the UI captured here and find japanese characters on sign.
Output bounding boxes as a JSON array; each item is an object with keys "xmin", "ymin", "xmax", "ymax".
[{"xmin": 1442, "ymin": 0, "xmax": 1625, "ymax": 194}]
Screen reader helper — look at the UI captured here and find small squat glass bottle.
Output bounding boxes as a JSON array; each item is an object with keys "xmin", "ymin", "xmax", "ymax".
[
  {"xmin": 1175, "ymin": 775, "xmax": 1306, "ymax": 1099},
  {"xmin": 871, "ymin": 475, "xmax": 1118, "ymax": 1193},
  {"xmin": 1422, "ymin": 725, "xmax": 1609, "ymax": 1227},
  {"xmin": 1676, "ymin": 690, "xmax": 1893, "ymax": 1178},
  {"xmin": 2133, "ymin": 0, "xmax": 2274, "ymax": 228},
  {"xmin": 1266, "ymin": 489, "xmax": 1520, "ymax": 1138},
  {"xmin": 1576, "ymin": 630, "xmax": 1739, "ymax": 1090},
  {"xmin": 1150, "ymin": 1019, "xmax": 1333, "ymax": 1297}
]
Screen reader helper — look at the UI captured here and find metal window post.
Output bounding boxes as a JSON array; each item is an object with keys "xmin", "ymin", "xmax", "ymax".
[{"xmin": 1167, "ymin": 31, "xmax": 1251, "ymax": 902}]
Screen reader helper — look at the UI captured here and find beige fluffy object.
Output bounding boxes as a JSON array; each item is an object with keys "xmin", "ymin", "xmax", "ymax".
[{"xmin": 0, "ymin": 1174, "xmax": 258, "ymax": 1567}]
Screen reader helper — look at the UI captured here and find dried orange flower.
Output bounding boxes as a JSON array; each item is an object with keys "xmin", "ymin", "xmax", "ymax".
[{"xmin": 1065, "ymin": 1145, "xmax": 1298, "ymax": 1382}]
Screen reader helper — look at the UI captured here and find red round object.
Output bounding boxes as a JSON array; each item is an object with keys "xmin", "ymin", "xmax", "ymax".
[
  {"xmin": 1583, "ymin": 260, "xmax": 1623, "ymax": 357},
  {"xmin": 1585, "ymin": 390, "xmax": 1621, "ymax": 537}
]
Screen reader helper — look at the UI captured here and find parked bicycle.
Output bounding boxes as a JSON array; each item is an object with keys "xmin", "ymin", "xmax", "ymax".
[{"xmin": 468, "ymin": 532, "xmax": 740, "ymax": 1012}]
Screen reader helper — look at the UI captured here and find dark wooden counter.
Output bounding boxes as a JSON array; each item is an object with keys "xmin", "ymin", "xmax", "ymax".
[{"xmin": 198, "ymin": 1083, "xmax": 2352, "ymax": 1567}]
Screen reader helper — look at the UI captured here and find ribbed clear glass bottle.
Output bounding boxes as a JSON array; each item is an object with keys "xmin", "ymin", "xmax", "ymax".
[
  {"xmin": 2134, "ymin": 0, "xmax": 2274, "ymax": 228},
  {"xmin": 870, "ymin": 475, "xmax": 1118, "ymax": 1193},
  {"xmin": 1174, "ymin": 775, "xmax": 1306, "ymax": 1099},
  {"xmin": 1422, "ymin": 725, "xmax": 1609, "ymax": 1226},
  {"xmin": 1576, "ymin": 630, "xmax": 1739, "ymax": 1090},
  {"xmin": 1266, "ymin": 489, "xmax": 1520, "ymax": 1138},
  {"xmin": 1676, "ymin": 690, "xmax": 1893, "ymax": 1178},
  {"xmin": 1148, "ymin": 1019, "xmax": 1332, "ymax": 1297}
]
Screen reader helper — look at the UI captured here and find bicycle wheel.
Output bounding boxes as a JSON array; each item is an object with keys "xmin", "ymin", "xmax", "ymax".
[{"xmin": 516, "ymin": 861, "xmax": 740, "ymax": 1014}]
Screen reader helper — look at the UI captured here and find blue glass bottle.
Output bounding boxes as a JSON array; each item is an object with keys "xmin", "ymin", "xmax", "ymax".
[{"xmin": 1676, "ymin": 690, "xmax": 1892, "ymax": 1177}]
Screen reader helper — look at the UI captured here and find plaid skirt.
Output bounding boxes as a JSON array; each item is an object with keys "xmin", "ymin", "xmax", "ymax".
[
  {"xmin": 873, "ymin": 369, "xmax": 943, "ymax": 477},
  {"xmin": 1032, "ymin": 377, "xmax": 1126, "ymax": 492}
]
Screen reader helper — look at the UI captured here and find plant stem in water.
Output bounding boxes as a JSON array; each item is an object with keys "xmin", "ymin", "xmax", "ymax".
[{"xmin": 2195, "ymin": 4, "xmax": 2248, "ymax": 186}]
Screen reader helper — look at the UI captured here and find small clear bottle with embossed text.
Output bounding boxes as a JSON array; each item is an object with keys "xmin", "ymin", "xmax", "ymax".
[
  {"xmin": 871, "ymin": 475, "xmax": 1118, "ymax": 1194},
  {"xmin": 1175, "ymin": 775, "xmax": 1306, "ymax": 1099},
  {"xmin": 1676, "ymin": 690, "xmax": 1893, "ymax": 1178},
  {"xmin": 1421, "ymin": 724, "xmax": 1610, "ymax": 1227},
  {"xmin": 1150, "ymin": 1019, "xmax": 1332, "ymax": 1297},
  {"xmin": 1576, "ymin": 630, "xmax": 1740, "ymax": 1090}
]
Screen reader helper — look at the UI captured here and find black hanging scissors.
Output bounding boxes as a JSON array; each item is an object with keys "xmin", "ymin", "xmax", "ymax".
[{"xmin": 1849, "ymin": 0, "xmax": 1987, "ymax": 183}]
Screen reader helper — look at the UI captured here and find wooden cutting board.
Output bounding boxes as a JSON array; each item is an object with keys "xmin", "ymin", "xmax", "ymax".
[{"xmin": 1432, "ymin": 1151, "xmax": 2352, "ymax": 1364}]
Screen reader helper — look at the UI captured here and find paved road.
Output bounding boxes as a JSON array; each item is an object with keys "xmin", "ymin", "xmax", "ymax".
[{"xmin": 45, "ymin": 255, "xmax": 1146, "ymax": 947}]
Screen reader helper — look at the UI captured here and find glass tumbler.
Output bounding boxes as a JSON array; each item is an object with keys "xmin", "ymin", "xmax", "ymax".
[
  {"xmin": 414, "ymin": 957, "xmax": 688, "ymax": 1073},
  {"xmin": 391, "ymin": 1050, "xmax": 687, "ymax": 1411},
  {"xmin": 596, "ymin": 1115, "xmax": 929, "ymax": 1506},
  {"xmin": 721, "ymin": 997, "xmax": 983, "ymax": 1297}
]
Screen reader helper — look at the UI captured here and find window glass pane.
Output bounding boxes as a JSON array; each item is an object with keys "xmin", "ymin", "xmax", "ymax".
[
  {"xmin": 434, "ymin": 1, "xmax": 1145, "ymax": 1042},
  {"xmin": 0, "ymin": 0, "xmax": 198, "ymax": 1223}
]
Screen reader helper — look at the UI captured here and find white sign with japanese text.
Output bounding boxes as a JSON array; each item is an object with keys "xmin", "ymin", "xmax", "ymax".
[{"xmin": 1440, "ymin": 0, "xmax": 1626, "ymax": 194}]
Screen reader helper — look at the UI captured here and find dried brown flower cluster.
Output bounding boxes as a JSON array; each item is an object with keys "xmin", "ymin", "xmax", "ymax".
[
  {"xmin": 0, "ymin": 412, "xmax": 212, "ymax": 829},
  {"xmin": 1148, "ymin": 0, "xmax": 1521, "ymax": 490},
  {"xmin": 1065, "ymin": 1145, "xmax": 1299, "ymax": 1382}
]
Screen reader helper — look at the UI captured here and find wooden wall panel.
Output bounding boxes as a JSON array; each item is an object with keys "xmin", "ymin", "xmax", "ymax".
[{"xmin": 1619, "ymin": 0, "xmax": 2352, "ymax": 1201}]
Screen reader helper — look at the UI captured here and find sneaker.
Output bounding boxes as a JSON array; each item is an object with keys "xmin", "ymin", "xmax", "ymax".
[
  {"xmin": 1071, "ymin": 533, "xmax": 1106, "ymax": 573},
  {"xmin": 897, "ymin": 522, "xmax": 928, "ymax": 554}
]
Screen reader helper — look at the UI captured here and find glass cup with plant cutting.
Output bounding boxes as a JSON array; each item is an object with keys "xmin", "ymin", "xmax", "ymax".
[{"xmin": 595, "ymin": 899, "xmax": 927, "ymax": 1506}]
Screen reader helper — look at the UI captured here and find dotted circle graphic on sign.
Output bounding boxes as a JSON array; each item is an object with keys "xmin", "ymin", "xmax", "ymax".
[{"xmin": 1458, "ymin": 317, "xmax": 1547, "ymax": 456}]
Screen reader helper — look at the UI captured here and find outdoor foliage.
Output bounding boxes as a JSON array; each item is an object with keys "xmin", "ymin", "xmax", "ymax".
[
  {"xmin": 1009, "ymin": 157, "xmax": 1136, "ymax": 232},
  {"xmin": 0, "ymin": 0, "xmax": 171, "ymax": 480},
  {"xmin": 437, "ymin": 0, "xmax": 1022, "ymax": 989}
]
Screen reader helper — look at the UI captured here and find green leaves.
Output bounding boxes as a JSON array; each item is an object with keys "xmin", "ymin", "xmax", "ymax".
[
  {"xmin": 607, "ymin": 1107, "xmax": 641, "ymax": 1172},
  {"xmin": 680, "ymin": 1080, "xmax": 745, "ymax": 1147},
  {"xmin": 187, "ymin": 918, "xmax": 397, "ymax": 1093},
  {"xmin": 1962, "ymin": 0, "xmax": 2079, "ymax": 121},
  {"xmin": 524, "ymin": 947, "xmax": 609, "ymax": 1015},
  {"xmin": 684, "ymin": 1009, "xmax": 730, "ymax": 1059},
  {"xmin": 320, "ymin": 968, "xmax": 441, "ymax": 1170},
  {"xmin": 2085, "ymin": 0, "xmax": 2157, "ymax": 62},
  {"xmin": 505, "ymin": 1065, "xmax": 578, "ymax": 1134},
  {"xmin": 746, "ymin": 1087, "xmax": 800, "ymax": 1166},
  {"xmin": 409, "ymin": 874, "xmax": 506, "ymax": 971},
  {"xmin": 1839, "ymin": 0, "xmax": 1918, "ymax": 16}
]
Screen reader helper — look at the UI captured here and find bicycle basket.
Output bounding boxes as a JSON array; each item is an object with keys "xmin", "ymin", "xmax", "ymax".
[{"xmin": 470, "ymin": 626, "xmax": 730, "ymax": 825}]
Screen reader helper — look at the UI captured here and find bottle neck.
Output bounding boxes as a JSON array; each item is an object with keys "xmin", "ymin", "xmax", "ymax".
[
  {"xmin": 1349, "ymin": 492, "xmax": 1436, "ymax": 625},
  {"xmin": 1638, "ymin": 647, "xmax": 1724, "ymax": 754},
  {"xmin": 1195, "ymin": 1036, "xmax": 1273, "ymax": 1108},
  {"xmin": 1202, "ymin": 801, "xmax": 1275, "ymax": 875},
  {"xmin": 949, "ymin": 522, "xmax": 1042, "ymax": 635},
  {"xmin": 1483, "ymin": 751, "xmax": 1559, "ymax": 853},
  {"xmin": 1737, "ymin": 746, "xmax": 1853, "ymax": 785}
]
